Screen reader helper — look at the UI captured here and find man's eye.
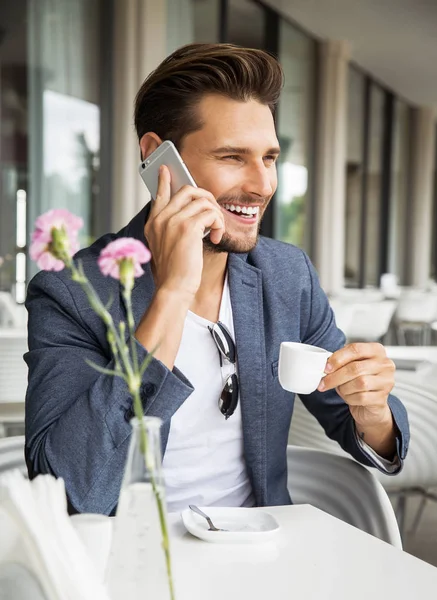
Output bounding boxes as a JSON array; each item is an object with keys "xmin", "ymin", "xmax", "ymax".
[
  {"xmin": 264, "ymin": 155, "xmax": 277, "ymax": 163},
  {"xmin": 222, "ymin": 155, "xmax": 241, "ymax": 161}
]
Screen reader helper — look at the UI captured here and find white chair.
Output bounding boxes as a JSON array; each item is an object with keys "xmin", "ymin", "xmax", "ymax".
[
  {"xmin": 289, "ymin": 381, "xmax": 437, "ymax": 540},
  {"xmin": 345, "ymin": 301, "xmax": 397, "ymax": 342},
  {"xmin": 0, "ymin": 331, "xmax": 27, "ymax": 437},
  {"xmin": 0, "ymin": 435, "xmax": 26, "ymax": 475},
  {"xmin": 329, "ymin": 299, "xmax": 356, "ymax": 337},
  {"xmin": 395, "ymin": 290, "xmax": 437, "ymax": 345},
  {"xmin": 287, "ymin": 445, "xmax": 402, "ymax": 548},
  {"xmin": 0, "ymin": 292, "xmax": 27, "ymax": 328}
]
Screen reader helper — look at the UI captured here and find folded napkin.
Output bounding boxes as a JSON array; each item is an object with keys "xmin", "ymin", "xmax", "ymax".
[{"xmin": 0, "ymin": 470, "xmax": 111, "ymax": 600}]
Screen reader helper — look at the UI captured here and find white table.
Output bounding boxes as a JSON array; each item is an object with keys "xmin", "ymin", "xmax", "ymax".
[{"xmin": 169, "ymin": 505, "xmax": 437, "ymax": 600}]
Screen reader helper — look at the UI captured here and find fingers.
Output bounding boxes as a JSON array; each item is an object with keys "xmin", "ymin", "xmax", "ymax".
[
  {"xmin": 320, "ymin": 356, "xmax": 395, "ymax": 391},
  {"xmin": 171, "ymin": 199, "xmax": 225, "ymax": 241},
  {"xmin": 335, "ymin": 373, "xmax": 394, "ymax": 400},
  {"xmin": 152, "ymin": 165, "xmax": 172, "ymax": 213},
  {"xmin": 154, "ymin": 172, "xmax": 217, "ymax": 217},
  {"xmin": 325, "ymin": 342, "xmax": 387, "ymax": 373}
]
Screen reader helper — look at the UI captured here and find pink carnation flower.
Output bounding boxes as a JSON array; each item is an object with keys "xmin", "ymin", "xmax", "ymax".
[
  {"xmin": 30, "ymin": 209, "xmax": 84, "ymax": 271},
  {"xmin": 98, "ymin": 238, "xmax": 151, "ymax": 280}
]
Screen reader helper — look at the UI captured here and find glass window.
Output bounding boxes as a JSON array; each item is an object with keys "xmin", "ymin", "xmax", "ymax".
[
  {"xmin": 0, "ymin": 0, "xmax": 108, "ymax": 301},
  {"xmin": 344, "ymin": 67, "xmax": 365, "ymax": 287},
  {"xmin": 364, "ymin": 84, "xmax": 385, "ymax": 287},
  {"xmin": 275, "ymin": 19, "xmax": 316, "ymax": 252},
  {"xmin": 431, "ymin": 125, "xmax": 437, "ymax": 280},
  {"xmin": 227, "ymin": 0, "xmax": 265, "ymax": 48},
  {"xmin": 167, "ymin": 0, "xmax": 220, "ymax": 53},
  {"xmin": 388, "ymin": 100, "xmax": 410, "ymax": 284}
]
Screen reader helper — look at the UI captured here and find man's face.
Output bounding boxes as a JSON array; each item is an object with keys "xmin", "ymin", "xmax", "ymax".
[{"xmin": 179, "ymin": 95, "xmax": 280, "ymax": 254}]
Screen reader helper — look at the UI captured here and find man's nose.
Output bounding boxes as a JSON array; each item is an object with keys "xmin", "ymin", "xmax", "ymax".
[{"xmin": 242, "ymin": 164, "xmax": 274, "ymax": 199}]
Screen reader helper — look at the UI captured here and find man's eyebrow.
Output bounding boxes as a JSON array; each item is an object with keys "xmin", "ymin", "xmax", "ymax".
[{"xmin": 211, "ymin": 146, "xmax": 281, "ymax": 155}]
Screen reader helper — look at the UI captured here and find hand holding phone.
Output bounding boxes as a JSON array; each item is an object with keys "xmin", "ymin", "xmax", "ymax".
[{"xmin": 140, "ymin": 142, "xmax": 225, "ymax": 299}]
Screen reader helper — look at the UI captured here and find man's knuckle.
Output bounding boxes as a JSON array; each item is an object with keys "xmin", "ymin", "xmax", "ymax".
[
  {"xmin": 352, "ymin": 361, "xmax": 363, "ymax": 376},
  {"xmin": 356, "ymin": 375, "xmax": 368, "ymax": 390},
  {"xmin": 374, "ymin": 342, "xmax": 385, "ymax": 355},
  {"xmin": 386, "ymin": 359, "xmax": 396, "ymax": 372},
  {"xmin": 350, "ymin": 343, "xmax": 361, "ymax": 356}
]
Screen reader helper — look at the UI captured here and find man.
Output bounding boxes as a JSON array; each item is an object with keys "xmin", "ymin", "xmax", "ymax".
[{"xmin": 25, "ymin": 43, "xmax": 409, "ymax": 515}]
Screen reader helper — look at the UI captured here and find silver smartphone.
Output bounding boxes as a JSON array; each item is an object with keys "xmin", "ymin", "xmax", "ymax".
[
  {"xmin": 138, "ymin": 140, "xmax": 197, "ymax": 200},
  {"xmin": 139, "ymin": 140, "xmax": 210, "ymax": 237}
]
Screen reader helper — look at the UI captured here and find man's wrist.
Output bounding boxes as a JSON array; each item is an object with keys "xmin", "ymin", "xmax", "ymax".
[
  {"xmin": 155, "ymin": 285, "xmax": 195, "ymax": 309},
  {"xmin": 354, "ymin": 407, "xmax": 397, "ymax": 460}
]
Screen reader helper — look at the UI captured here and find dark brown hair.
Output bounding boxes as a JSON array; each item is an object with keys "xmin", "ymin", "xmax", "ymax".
[{"xmin": 134, "ymin": 43, "xmax": 284, "ymax": 149}]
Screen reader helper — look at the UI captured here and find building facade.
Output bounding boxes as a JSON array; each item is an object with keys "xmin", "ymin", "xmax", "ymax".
[{"xmin": 0, "ymin": 0, "xmax": 436, "ymax": 299}]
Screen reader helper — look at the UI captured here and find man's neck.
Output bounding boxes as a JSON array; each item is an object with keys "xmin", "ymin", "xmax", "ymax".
[{"xmin": 190, "ymin": 250, "xmax": 228, "ymax": 322}]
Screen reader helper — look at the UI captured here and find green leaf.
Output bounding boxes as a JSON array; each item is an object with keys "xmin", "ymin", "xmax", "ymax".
[
  {"xmin": 85, "ymin": 358, "xmax": 125, "ymax": 379},
  {"xmin": 139, "ymin": 343, "xmax": 159, "ymax": 377},
  {"xmin": 105, "ymin": 293, "xmax": 114, "ymax": 311}
]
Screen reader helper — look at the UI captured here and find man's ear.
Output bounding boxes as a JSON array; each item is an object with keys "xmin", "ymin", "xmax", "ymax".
[{"xmin": 139, "ymin": 132, "xmax": 163, "ymax": 160}]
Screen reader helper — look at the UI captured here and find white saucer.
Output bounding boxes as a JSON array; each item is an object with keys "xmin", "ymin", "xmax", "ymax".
[{"xmin": 180, "ymin": 507, "xmax": 280, "ymax": 543}]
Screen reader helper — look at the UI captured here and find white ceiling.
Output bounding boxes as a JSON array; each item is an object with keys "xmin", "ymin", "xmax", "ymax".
[{"xmin": 264, "ymin": 0, "xmax": 437, "ymax": 109}]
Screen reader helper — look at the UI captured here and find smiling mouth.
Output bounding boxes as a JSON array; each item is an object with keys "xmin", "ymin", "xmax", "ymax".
[{"xmin": 222, "ymin": 203, "xmax": 260, "ymax": 219}]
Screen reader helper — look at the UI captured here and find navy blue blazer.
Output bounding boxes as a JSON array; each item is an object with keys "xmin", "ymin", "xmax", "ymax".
[{"xmin": 25, "ymin": 205, "xmax": 409, "ymax": 514}]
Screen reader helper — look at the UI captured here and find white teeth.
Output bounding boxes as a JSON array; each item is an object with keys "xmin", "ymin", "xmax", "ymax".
[{"xmin": 223, "ymin": 204, "xmax": 259, "ymax": 215}]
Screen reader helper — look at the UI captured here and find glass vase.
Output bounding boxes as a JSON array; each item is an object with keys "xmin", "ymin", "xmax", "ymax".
[{"xmin": 106, "ymin": 416, "xmax": 175, "ymax": 600}]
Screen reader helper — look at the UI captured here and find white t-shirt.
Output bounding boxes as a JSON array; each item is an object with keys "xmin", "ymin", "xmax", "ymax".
[{"xmin": 163, "ymin": 276, "xmax": 255, "ymax": 513}]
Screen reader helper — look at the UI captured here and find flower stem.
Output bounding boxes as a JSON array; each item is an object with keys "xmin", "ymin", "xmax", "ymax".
[{"xmin": 132, "ymin": 391, "xmax": 175, "ymax": 600}]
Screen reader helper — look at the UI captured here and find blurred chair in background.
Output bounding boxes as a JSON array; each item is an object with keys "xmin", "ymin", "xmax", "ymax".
[
  {"xmin": 288, "ymin": 381, "xmax": 437, "ymax": 540},
  {"xmin": 286, "ymin": 445, "xmax": 402, "ymax": 548},
  {"xmin": 0, "ymin": 292, "xmax": 27, "ymax": 329},
  {"xmin": 0, "ymin": 435, "xmax": 26, "ymax": 475},
  {"xmin": 330, "ymin": 299, "xmax": 397, "ymax": 343},
  {"xmin": 395, "ymin": 290, "xmax": 437, "ymax": 345},
  {"xmin": 0, "ymin": 331, "xmax": 27, "ymax": 438}
]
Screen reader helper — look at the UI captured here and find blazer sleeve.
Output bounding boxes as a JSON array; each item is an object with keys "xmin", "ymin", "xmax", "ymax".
[
  {"xmin": 297, "ymin": 251, "xmax": 410, "ymax": 473},
  {"xmin": 25, "ymin": 271, "xmax": 193, "ymax": 514}
]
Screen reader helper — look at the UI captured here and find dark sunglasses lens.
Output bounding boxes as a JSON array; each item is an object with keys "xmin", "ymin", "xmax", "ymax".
[
  {"xmin": 218, "ymin": 373, "xmax": 239, "ymax": 419},
  {"xmin": 210, "ymin": 322, "xmax": 236, "ymax": 363}
]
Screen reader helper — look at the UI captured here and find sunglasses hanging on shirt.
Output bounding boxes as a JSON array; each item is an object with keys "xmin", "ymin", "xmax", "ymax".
[{"xmin": 208, "ymin": 321, "xmax": 239, "ymax": 419}]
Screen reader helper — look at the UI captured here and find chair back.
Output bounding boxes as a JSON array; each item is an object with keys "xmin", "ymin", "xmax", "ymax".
[
  {"xmin": 395, "ymin": 291, "xmax": 437, "ymax": 324},
  {"xmin": 346, "ymin": 301, "xmax": 397, "ymax": 341},
  {"xmin": 329, "ymin": 299, "xmax": 356, "ymax": 337},
  {"xmin": 376, "ymin": 382, "xmax": 437, "ymax": 491},
  {"xmin": 0, "ymin": 435, "xmax": 26, "ymax": 475},
  {"xmin": 0, "ymin": 292, "xmax": 27, "ymax": 328},
  {"xmin": 0, "ymin": 333, "xmax": 28, "ymax": 403},
  {"xmin": 289, "ymin": 381, "xmax": 437, "ymax": 494},
  {"xmin": 287, "ymin": 445, "xmax": 402, "ymax": 548}
]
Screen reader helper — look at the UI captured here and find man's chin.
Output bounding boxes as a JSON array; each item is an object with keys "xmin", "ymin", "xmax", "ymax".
[{"xmin": 203, "ymin": 231, "xmax": 259, "ymax": 254}]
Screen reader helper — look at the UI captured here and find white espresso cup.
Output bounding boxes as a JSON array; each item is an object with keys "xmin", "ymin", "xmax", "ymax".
[{"xmin": 278, "ymin": 342, "xmax": 333, "ymax": 395}]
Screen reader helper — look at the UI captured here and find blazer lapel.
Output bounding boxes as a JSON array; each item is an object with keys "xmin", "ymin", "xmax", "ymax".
[{"xmin": 228, "ymin": 254, "xmax": 267, "ymax": 506}]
